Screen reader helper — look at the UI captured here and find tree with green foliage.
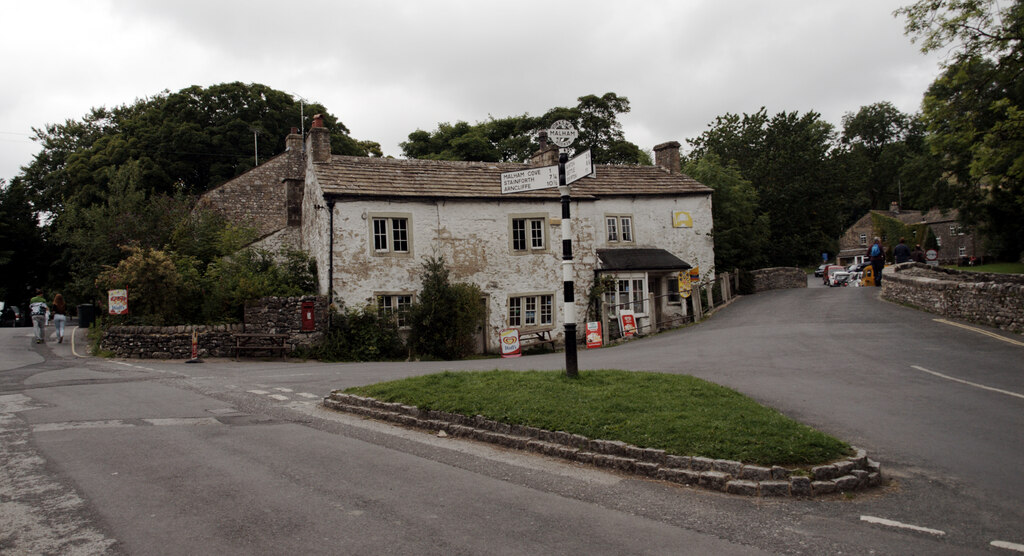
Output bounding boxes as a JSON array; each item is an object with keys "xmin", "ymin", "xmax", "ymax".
[
  {"xmin": 0, "ymin": 179, "xmax": 47, "ymax": 306},
  {"xmin": 683, "ymin": 156, "xmax": 771, "ymax": 270},
  {"xmin": 310, "ymin": 304, "xmax": 405, "ymax": 362},
  {"xmin": 897, "ymin": 0, "xmax": 1024, "ymax": 260},
  {"xmin": 407, "ymin": 256, "xmax": 485, "ymax": 360},
  {"xmin": 686, "ymin": 108, "xmax": 845, "ymax": 266},
  {"xmin": 401, "ymin": 93, "xmax": 651, "ymax": 165}
]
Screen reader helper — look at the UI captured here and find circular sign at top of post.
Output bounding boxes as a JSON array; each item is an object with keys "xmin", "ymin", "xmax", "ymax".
[
  {"xmin": 547, "ymin": 120, "xmax": 578, "ymax": 148},
  {"xmin": 926, "ymin": 249, "xmax": 938, "ymax": 261}
]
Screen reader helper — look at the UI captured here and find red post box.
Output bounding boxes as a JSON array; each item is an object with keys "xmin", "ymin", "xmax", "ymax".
[{"xmin": 301, "ymin": 301, "xmax": 315, "ymax": 331}]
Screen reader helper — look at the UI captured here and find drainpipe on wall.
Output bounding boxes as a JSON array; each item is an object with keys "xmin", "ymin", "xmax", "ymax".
[{"xmin": 327, "ymin": 199, "xmax": 336, "ymax": 307}]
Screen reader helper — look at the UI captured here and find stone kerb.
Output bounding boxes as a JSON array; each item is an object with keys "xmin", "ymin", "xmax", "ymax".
[
  {"xmin": 750, "ymin": 267, "xmax": 808, "ymax": 293},
  {"xmin": 323, "ymin": 392, "xmax": 882, "ymax": 498},
  {"xmin": 884, "ymin": 263, "xmax": 1024, "ymax": 334}
]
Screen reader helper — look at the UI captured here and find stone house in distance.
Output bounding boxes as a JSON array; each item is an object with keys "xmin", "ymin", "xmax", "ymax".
[
  {"xmin": 200, "ymin": 116, "xmax": 714, "ymax": 353},
  {"xmin": 836, "ymin": 202, "xmax": 985, "ymax": 266}
]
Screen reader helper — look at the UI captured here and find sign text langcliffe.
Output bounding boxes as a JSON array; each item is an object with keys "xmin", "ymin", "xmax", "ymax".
[{"xmin": 501, "ymin": 165, "xmax": 559, "ymax": 194}]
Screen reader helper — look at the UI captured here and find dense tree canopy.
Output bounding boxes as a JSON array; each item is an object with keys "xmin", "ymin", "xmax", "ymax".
[
  {"xmin": 898, "ymin": 0, "xmax": 1024, "ymax": 259},
  {"xmin": 401, "ymin": 93, "xmax": 651, "ymax": 165}
]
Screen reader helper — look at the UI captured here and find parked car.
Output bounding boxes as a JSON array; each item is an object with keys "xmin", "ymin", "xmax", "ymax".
[
  {"xmin": 814, "ymin": 264, "xmax": 828, "ymax": 277},
  {"xmin": 847, "ymin": 262, "xmax": 870, "ymax": 273},
  {"xmin": 1, "ymin": 305, "xmax": 22, "ymax": 327},
  {"xmin": 822, "ymin": 265, "xmax": 846, "ymax": 286}
]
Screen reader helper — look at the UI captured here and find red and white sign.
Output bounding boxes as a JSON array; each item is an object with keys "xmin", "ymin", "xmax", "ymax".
[
  {"xmin": 108, "ymin": 289, "xmax": 128, "ymax": 315},
  {"xmin": 585, "ymin": 321, "xmax": 602, "ymax": 349},
  {"xmin": 499, "ymin": 328, "xmax": 521, "ymax": 357},
  {"xmin": 619, "ymin": 310, "xmax": 637, "ymax": 337},
  {"xmin": 926, "ymin": 249, "xmax": 938, "ymax": 261}
]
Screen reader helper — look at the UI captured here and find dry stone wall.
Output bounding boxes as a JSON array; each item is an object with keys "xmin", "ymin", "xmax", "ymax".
[
  {"xmin": 750, "ymin": 267, "xmax": 807, "ymax": 293},
  {"xmin": 884, "ymin": 264, "xmax": 1024, "ymax": 333}
]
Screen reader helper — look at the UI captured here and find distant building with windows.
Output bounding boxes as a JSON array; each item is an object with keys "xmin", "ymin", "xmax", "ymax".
[
  {"xmin": 199, "ymin": 117, "xmax": 714, "ymax": 352},
  {"xmin": 836, "ymin": 202, "xmax": 985, "ymax": 266}
]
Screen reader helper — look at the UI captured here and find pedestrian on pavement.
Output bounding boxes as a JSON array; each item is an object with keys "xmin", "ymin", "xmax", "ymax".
[
  {"xmin": 51, "ymin": 293, "xmax": 67, "ymax": 344},
  {"xmin": 29, "ymin": 289, "xmax": 48, "ymax": 344},
  {"xmin": 911, "ymin": 244, "xmax": 926, "ymax": 263},
  {"xmin": 867, "ymin": 237, "xmax": 885, "ymax": 287},
  {"xmin": 893, "ymin": 237, "xmax": 912, "ymax": 264}
]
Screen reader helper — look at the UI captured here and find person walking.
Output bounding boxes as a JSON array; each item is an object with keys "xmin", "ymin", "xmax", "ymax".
[
  {"xmin": 51, "ymin": 293, "xmax": 67, "ymax": 343},
  {"xmin": 911, "ymin": 244, "xmax": 926, "ymax": 263},
  {"xmin": 29, "ymin": 289, "xmax": 48, "ymax": 344},
  {"xmin": 893, "ymin": 237, "xmax": 912, "ymax": 264},
  {"xmin": 867, "ymin": 237, "xmax": 886, "ymax": 287}
]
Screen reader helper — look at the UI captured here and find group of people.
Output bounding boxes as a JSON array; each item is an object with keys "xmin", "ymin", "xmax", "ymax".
[
  {"xmin": 28, "ymin": 289, "xmax": 67, "ymax": 344},
  {"xmin": 867, "ymin": 236, "xmax": 927, "ymax": 287}
]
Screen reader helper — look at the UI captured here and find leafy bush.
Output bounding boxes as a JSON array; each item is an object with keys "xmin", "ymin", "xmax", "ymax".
[
  {"xmin": 94, "ymin": 246, "xmax": 192, "ymax": 325},
  {"xmin": 407, "ymin": 256, "xmax": 485, "ymax": 360},
  {"xmin": 309, "ymin": 304, "xmax": 405, "ymax": 362},
  {"xmin": 201, "ymin": 247, "xmax": 318, "ymax": 323}
]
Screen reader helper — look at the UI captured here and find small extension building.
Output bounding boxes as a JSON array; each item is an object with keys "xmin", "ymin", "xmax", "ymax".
[{"xmin": 200, "ymin": 116, "xmax": 715, "ymax": 352}]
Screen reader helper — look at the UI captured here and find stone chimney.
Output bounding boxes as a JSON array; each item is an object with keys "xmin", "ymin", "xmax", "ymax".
[
  {"xmin": 308, "ymin": 114, "xmax": 331, "ymax": 163},
  {"xmin": 654, "ymin": 141, "xmax": 681, "ymax": 174},
  {"xmin": 285, "ymin": 127, "xmax": 303, "ymax": 153},
  {"xmin": 530, "ymin": 130, "xmax": 559, "ymax": 167}
]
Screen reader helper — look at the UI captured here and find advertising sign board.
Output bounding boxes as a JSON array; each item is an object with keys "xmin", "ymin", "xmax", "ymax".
[
  {"xmin": 619, "ymin": 310, "xmax": 637, "ymax": 337},
  {"xmin": 499, "ymin": 328, "xmax": 521, "ymax": 357},
  {"xmin": 108, "ymin": 289, "xmax": 128, "ymax": 315},
  {"xmin": 585, "ymin": 321, "xmax": 602, "ymax": 349}
]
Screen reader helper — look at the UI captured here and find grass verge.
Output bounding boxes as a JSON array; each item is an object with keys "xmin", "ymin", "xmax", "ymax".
[
  {"xmin": 345, "ymin": 369, "xmax": 851, "ymax": 467},
  {"xmin": 941, "ymin": 262, "xmax": 1024, "ymax": 274}
]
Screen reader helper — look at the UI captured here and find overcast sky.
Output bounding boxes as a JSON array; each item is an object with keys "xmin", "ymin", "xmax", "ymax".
[{"xmin": 0, "ymin": 0, "xmax": 946, "ymax": 182}]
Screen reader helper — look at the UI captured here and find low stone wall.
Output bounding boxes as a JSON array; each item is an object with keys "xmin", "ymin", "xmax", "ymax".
[
  {"xmin": 101, "ymin": 324, "xmax": 243, "ymax": 359},
  {"xmin": 883, "ymin": 264, "xmax": 1024, "ymax": 334},
  {"xmin": 101, "ymin": 295, "xmax": 330, "ymax": 359},
  {"xmin": 750, "ymin": 267, "xmax": 808, "ymax": 293},
  {"xmin": 324, "ymin": 392, "xmax": 882, "ymax": 498}
]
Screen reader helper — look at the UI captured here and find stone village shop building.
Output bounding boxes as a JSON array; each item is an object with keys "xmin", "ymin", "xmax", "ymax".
[
  {"xmin": 199, "ymin": 117, "xmax": 715, "ymax": 353},
  {"xmin": 836, "ymin": 202, "xmax": 985, "ymax": 266}
]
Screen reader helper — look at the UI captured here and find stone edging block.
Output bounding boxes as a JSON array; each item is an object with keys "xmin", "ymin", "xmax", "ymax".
[{"xmin": 323, "ymin": 392, "xmax": 884, "ymax": 498}]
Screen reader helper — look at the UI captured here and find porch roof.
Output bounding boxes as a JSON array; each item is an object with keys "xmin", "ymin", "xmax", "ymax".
[{"xmin": 596, "ymin": 248, "xmax": 691, "ymax": 272}]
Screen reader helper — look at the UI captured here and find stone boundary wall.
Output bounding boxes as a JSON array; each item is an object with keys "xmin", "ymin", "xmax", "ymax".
[
  {"xmin": 101, "ymin": 295, "xmax": 330, "ymax": 359},
  {"xmin": 750, "ymin": 267, "xmax": 808, "ymax": 293},
  {"xmin": 324, "ymin": 392, "xmax": 882, "ymax": 498},
  {"xmin": 101, "ymin": 324, "xmax": 243, "ymax": 359},
  {"xmin": 883, "ymin": 263, "xmax": 1024, "ymax": 334}
]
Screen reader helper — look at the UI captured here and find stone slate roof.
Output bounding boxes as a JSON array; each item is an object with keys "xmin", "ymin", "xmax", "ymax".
[
  {"xmin": 596, "ymin": 248, "xmax": 692, "ymax": 271},
  {"xmin": 871, "ymin": 209, "xmax": 960, "ymax": 225},
  {"xmin": 314, "ymin": 156, "xmax": 711, "ymax": 200}
]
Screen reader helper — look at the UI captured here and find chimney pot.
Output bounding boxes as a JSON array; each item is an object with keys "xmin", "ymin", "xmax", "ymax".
[{"xmin": 311, "ymin": 114, "xmax": 325, "ymax": 128}]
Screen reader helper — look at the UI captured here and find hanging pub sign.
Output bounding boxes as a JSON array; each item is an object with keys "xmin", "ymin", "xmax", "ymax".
[
  {"xmin": 677, "ymin": 272, "xmax": 692, "ymax": 298},
  {"xmin": 585, "ymin": 321, "xmax": 603, "ymax": 349},
  {"xmin": 619, "ymin": 310, "xmax": 637, "ymax": 337},
  {"xmin": 689, "ymin": 267, "xmax": 700, "ymax": 283},
  {"xmin": 499, "ymin": 328, "xmax": 521, "ymax": 357},
  {"xmin": 108, "ymin": 289, "xmax": 128, "ymax": 315}
]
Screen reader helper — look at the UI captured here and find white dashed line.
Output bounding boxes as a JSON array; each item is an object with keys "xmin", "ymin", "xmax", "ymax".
[
  {"xmin": 33, "ymin": 420, "xmax": 134, "ymax": 432},
  {"xmin": 860, "ymin": 515, "xmax": 945, "ymax": 536},
  {"xmin": 273, "ymin": 387, "xmax": 294, "ymax": 393},
  {"xmin": 992, "ymin": 540, "xmax": 1024, "ymax": 553},
  {"xmin": 247, "ymin": 390, "xmax": 271, "ymax": 395},
  {"xmin": 297, "ymin": 393, "xmax": 320, "ymax": 399},
  {"xmin": 912, "ymin": 365, "xmax": 1024, "ymax": 400},
  {"xmin": 142, "ymin": 418, "xmax": 222, "ymax": 427},
  {"xmin": 268, "ymin": 394, "xmax": 290, "ymax": 401}
]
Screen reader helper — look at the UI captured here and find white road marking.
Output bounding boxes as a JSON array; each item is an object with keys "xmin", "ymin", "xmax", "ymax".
[
  {"xmin": 297, "ymin": 392, "xmax": 320, "ymax": 399},
  {"xmin": 143, "ymin": 418, "xmax": 222, "ymax": 427},
  {"xmin": 32, "ymin": 420, "xmax": 134, "ymax": 432},
  {"xmin": 860, "ymin": 515, "xmax": 945, "ymax": 536},
  {"xmin": 992, "ymin": 540, "xmax": 1024, "ymax": 553},
  {"xmin": 247, "ymin": 389, "xmax": 270, "ymax": 395},
  {"xmin": 934, "ymin": 318, "xmax": 1024, "ymax": 347},
  {"xmin": 273, "ymin": 387, "xmax": 294, "ymax": 392},
  {"xmin": 268, "ymin": 394, "xmax": 290, "ymax": 401},
  {"xmin": 912, "ymin": 365, "xmax": 1024, "ymax": 400}
]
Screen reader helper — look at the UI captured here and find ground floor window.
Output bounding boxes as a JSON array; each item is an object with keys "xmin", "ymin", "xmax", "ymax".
[
  {"xmin": 603, "ymin": 273, "xmax": 648, "ymax": 316},
  {"xmin": 508, "ymin": 294, "xmax": 553, "ymax": 328},
  {"xmin": 376, "ymin": 293, "xmax": 413, "ymax": 327}
]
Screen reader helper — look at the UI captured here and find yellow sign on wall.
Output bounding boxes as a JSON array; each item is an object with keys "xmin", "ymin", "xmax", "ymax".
[
  {"xmin": 677, "ymin": 272, "xmax": 692, "ymax": 298},
  {"xmin": 672, "ymin": 211, "xmax": 693, "ymax": 228}
]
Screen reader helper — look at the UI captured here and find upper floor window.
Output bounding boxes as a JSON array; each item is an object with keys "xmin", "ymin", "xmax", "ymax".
[
  {"xmin": 510, "ymin": 215, "xmax": 548, "ymax": 253},
  {"xmin": 370, "ymin": 214, "xmax": 412, "ymax": 256},
  {"xmin": 606, "ymin": 215, "xmax": 634, "ymax": 243},
  {"xmin": 859, "ymin": 233, "xmax": 867, "ymax": 246}
]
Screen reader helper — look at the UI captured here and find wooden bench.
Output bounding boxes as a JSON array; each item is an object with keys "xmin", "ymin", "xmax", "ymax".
[
  {"xmin": 232, "ymin": 333, "xmax": 289, "ymax": 360},
  {"xmin": 520, "ymin": 330, "xmax": 557, "ymax": 351}
]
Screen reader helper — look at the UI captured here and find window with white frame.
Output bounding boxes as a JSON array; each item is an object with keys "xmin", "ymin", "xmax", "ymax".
[
  {"xmin": 510, "ymin": 215, "xmax": 548, "ymax": 252},
  {"xmin": 370, "ymin": 214, "xmax": 412, "ymax": 255},
  {"xmin": 958, "ymin": 246, "xmax": 967, "ymax": 257},
  {"xmin": 606, "ymin": 215, "xmax": 634, "ymax": 244},
  {"xmin": 859, "ymin": 233, "xmax": 867, "ymax": 246},
  {"xmin": 508, "ymin": 294, "xmax": 554, "ymax": 328},
  {"xmin": 377, "ymin": 294, "xmax": 413, "ymax": 327},
  {"xmin": 936, "ymin": 236, "xmax": 942, "ymax": 247},
  {"xmin": 604, "ymin": 273, "xmax": 648, "ymax": 316}
]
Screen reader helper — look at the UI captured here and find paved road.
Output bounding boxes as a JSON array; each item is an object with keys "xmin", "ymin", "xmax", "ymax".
[{"xmin": 1, "ymin": 278, "xmax": 1021, "ymax": 555}]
